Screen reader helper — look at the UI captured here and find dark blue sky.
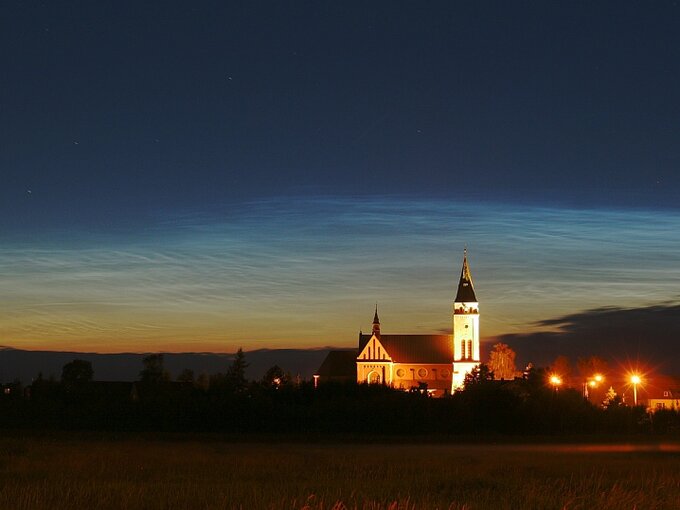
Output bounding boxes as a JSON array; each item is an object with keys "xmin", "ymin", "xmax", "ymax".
[
  {"xmin": 3, "ymin": 1, "xmax": 680, "ymax": 231},
  {"xmin": 2, "ymin": 2, "xmax": 680, "ymax": 358}
]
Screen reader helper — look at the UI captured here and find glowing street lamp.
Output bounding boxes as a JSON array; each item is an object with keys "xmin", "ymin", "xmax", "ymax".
[
  {"xmin": 630, "ymin": 374, "xmax": 642, "ymax": 406},
  {"xmin": 583, "ymin": 374, "xmax": 604, "ymax": 399},
  {"xmin": 549, "ymin": 374, "xmax": 562, "ymax": 392}
]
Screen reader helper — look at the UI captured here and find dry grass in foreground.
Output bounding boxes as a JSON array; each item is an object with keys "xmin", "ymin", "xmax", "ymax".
[{"xmin": 0, "ymin": 436, "xmax": 679, "ymax": 509}]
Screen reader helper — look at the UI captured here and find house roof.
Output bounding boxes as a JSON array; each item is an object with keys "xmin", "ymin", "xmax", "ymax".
[
  {"xmin": 359, "ymin": 334, "xmax": 453, "ymax": 364},
  {"xmin": 316, "ymin": 350, "xmax": 358, "ymax": 378},
  {"xmin": 642, "ymin": 375, "xmax": 680, "ymax": 399}
]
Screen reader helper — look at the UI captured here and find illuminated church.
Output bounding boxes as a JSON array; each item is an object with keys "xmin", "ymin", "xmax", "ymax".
[{"xmin": 317, "ymin": 252, "xmax": 481, "ymax": 396}]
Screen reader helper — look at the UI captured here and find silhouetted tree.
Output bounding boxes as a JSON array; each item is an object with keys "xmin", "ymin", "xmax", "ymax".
[
  {"xmin": 262, "ymin": 365, "xmax": 289, "ymax": 387},
  {"xmin": 227, "ymin": 348, "xmax": 248, "ymax": 391},
  {"xmin": 488, "ymin": 343, "xmax": 517, "ymax": 380},
  {"xmin": 177, "ymin": 368, "xmax": 195, "ymax": 384},
  {"xmin": 577, "ymin": 355, "xmax": 609, "ymax": 378},
  {"xmin": 523, "ymin": 365, "xmax": 549, "ymax": 392},
  {"xmin": 61, "ymin": 359, "xmax": 94, "ymax": 387},
  {"xmin": 463, "ymin": 363, "xmax": 494, "ymax": 388},
  {"xmin": 30, "ymin": 371, "xmax": 60, "ymax": 400},
  {"xmin": 602, "ymin": 386, "xmax": 622, "ymax": 408},
  {"xmin": 208, "ymin": 372, "xmax": 229, "ymax": 393},
  {"xmin": 550, "ymin": 355, "xmax": 572, "ymax": 381},
  {"xmin": 649, "ymin": 409, "xmax": 680, "ymax": 435},
  {"xmin": 195, "ymin": 372, "xmax": 210, "ymax": 391},
  {"xmin": 139, "ymin": 354, "xmax": 170, "ymax": 384}
]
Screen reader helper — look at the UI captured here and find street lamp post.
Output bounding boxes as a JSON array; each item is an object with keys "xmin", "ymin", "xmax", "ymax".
[
  {"xmin": 630, "ymin": 374, "xmax": 641, "ymax": 406},
  {"xmin": 584, "ymin": 374, "xmax": 604, "ymax": 399}
]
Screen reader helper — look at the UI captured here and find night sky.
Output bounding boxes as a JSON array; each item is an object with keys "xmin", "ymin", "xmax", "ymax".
[{"xmin": 2, "ymin": 2, "xmax": 680, "ymax": 359}]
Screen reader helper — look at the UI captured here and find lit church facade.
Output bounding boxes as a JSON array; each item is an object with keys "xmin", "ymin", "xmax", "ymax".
[{"xmin": 316, "ymin": 252, "xmax": 481, "ymax": 396}]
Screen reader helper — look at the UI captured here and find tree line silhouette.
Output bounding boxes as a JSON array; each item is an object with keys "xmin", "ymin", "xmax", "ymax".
[{"xmin": 1, "ymin": 350, "xmax": 678, "ymax": 436}]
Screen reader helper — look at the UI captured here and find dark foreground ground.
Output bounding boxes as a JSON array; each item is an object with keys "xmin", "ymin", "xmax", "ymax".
[{"xmin": 1, "ymin": 434, "xmax": 679, "ymax": 509}]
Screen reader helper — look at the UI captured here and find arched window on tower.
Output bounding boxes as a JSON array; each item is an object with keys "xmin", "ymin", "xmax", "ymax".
[
  {"xmin": 460, "ymin": 340, "xmax": 465, "ymax": 360},
  {"xmin": 467, "ymin": 340, "xmax": 473, "ymax": 360}
]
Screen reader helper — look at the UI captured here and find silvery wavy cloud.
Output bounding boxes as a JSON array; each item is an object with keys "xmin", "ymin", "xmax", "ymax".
[{"xmin": 1, "ymin": 196, "xmax": 679, "ymax": 352}]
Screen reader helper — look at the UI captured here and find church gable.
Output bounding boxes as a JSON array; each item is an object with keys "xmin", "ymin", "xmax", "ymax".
[
  {"xmin": 359, "ymin": 334, "xmax": 452, "ymax": 364},
  {"xmin": 357, "ymin": 335, "xmax": 392, "ymax": 361}
]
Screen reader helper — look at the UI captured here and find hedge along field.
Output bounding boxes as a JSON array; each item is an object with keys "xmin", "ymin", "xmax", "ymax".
[{"xmin": 1, "ymin": 437, "xmax": 680, "ymax": 509}]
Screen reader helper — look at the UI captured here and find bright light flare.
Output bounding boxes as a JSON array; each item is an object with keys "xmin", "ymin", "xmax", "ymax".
[
  {"xmin": 629, "ymin": 373, "xmax": 643, "ymax": 406},
  {"xmin": 549, "ymin": 375, "xmax": 562, "ymax": 386}
]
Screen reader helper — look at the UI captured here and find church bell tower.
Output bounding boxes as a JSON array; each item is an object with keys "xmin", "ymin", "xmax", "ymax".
[{"xmin": 452, "ymin": 249, "xmax": 480, "ymax": 390}]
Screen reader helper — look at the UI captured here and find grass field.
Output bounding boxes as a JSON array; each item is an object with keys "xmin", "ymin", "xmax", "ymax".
[{"xmin": 1, "ymin": 435, "xmax": 679, "ymax": 509}]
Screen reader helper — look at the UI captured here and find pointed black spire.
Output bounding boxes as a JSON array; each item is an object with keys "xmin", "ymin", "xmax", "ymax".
[{"xmin": 455, "ymin": 249, "xmax": 477, "ymax": 302}]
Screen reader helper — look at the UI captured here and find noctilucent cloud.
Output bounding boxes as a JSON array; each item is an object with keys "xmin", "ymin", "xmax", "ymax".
[
  {"xmin": 1, "ymin": 2, "xmax": 679, "ymax": 352},
  {"xmin": 2, "ymin": 197, "xmax": 679, "ymax": 352}
]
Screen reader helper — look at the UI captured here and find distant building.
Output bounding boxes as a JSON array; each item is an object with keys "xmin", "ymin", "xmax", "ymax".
[
  {"xmin": 316, "ymin": 252, "xmax": 481, "ymax": 396},
  {"xmin": 315, "ymin": 351, "xmax": 357, "ymax": 384},
  {"xmin": 645, "ymin": 376, "xmax": 680, "ymax": 412}
]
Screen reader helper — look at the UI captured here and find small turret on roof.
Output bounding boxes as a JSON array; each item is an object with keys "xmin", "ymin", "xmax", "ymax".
[
  {"xmin": 455, "ymin": 249, "xmax": 477, "ymax": 302},
  {"xmin": 372, "ymin": 304, "xmax": 381, "ymax": 338}
]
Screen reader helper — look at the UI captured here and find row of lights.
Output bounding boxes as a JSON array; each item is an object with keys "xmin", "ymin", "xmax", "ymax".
[{"xmin": 549, "ymin": 373, "xmax": 643, "ymax": 405}]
